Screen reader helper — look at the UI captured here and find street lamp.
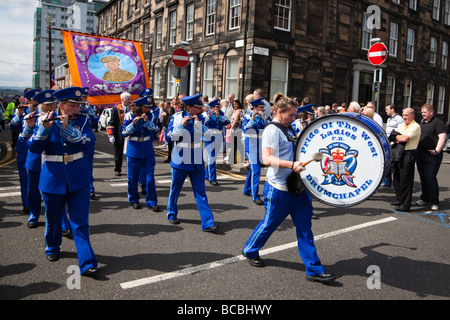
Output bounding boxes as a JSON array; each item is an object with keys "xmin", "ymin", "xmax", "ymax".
[{"xmin": 45, "ymin": 14, "xmax": 54, "ymax": 88}]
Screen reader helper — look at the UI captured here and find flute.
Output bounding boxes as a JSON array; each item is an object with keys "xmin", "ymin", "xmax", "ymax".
[
  {"xmin": 42, "ymin": 114, "xmax": 81, "ymax": 123},
  {"xmin": 25, "ymin": 113, "xmax": 45, "ymax": 120}
]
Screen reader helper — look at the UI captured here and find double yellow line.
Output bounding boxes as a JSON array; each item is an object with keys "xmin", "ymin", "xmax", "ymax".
[{"xmin": 0, "ymin": 142, "xmax": 15, "ymax": 167}]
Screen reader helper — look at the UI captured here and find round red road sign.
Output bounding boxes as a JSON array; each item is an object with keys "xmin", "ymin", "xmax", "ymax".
[
  {"xmin": 368, "ymin": 42, "xmax": 388, "ymax": 66},
  {"xmin": 171, "ymin": 48, "xmax": 190, "ymax": 68}
]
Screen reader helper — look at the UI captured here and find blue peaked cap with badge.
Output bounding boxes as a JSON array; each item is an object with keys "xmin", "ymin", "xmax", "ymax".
[
  {"xmin": 208, "ymin": 98, "xmax": 220, "ymax": 108},
  {"xmin": 54, "ymin": 87, "xmax": 84, "ymax": 103},
  {"xmin": 133, "ymin": 96, "xmax": 151, "ymax": 107},
  {"xmin": 250, "ymin": 97, "xmax": 265, "ymax": 109},
  {"xmin": 33, "ymin": 89, "xmax": 56, "ymax": 104},
  {"xmin": 81, "ymin": 87, "xmax": 89, "ymax": 96},
  {"xmin": 24, "ymin": 89, "xmax": 43, "ymax": 100},
  {"xmin": 139, "ymin": 88, "xmax": 154, "ymax": 97},
  {"xmin": 297, "ymin": 103, "xmax": 315, "ymax": 114},
  {"xmin": 181, "ymin": 93, "xmax": 203, "ymax": 106}
]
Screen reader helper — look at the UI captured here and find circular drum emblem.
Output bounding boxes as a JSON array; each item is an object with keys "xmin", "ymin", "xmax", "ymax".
[{"xmin": 296, "ymin": 113, "xmax": 390, "ymax": 207}]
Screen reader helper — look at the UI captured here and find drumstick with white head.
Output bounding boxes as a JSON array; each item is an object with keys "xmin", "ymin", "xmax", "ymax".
[{"xmin": 301, "ymin": 152, "xmax": 323, "ymax": 167}]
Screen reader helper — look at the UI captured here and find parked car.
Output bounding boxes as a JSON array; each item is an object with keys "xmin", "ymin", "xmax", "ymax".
[{"xmin": 98, "ymin": 108, "xmax": 112, "ymax": 131}]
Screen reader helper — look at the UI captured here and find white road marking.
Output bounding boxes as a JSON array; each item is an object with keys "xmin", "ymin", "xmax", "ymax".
[{"xmin": 120, "ymin": 216, "xmax": 398, "ymax": 289}]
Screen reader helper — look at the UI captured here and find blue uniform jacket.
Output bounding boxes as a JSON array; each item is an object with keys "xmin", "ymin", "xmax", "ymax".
[
  {"xmin": 28, "ymin": 113, "xmax": 95, "ymax": 194},
  {"xmin": 203, "ymin": 110, "xmax": 230, "ymax": 142},
  {"xmin": 122, "ymin": 111, "xmax": 157, "ymax": 159},
  {"xmin": 242, "ymin": 112, "xmax": 268, "ymax": 153},
  {"xmin": 21, "ymin": 115, "xmax": 43, "ymax": 172},
  {"xmin": 10, "ymin": 110, "xmax": 30, "ymax": 159},
  {"xmin": 166, "ymin": 111, "xmax": 210, "ymax": 171}
]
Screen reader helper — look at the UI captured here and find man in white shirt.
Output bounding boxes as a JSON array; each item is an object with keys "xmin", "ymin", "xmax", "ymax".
[
  {"xmin": 366, "ymin": 101, "xmax": 383, "ymax": 128},
  {"xmin": 253, "ymin": 88, "xmax": 272, "ymax": 119},
  {"xmin": 383, "ymin": 104, "xmax": 404, "ymax": 187}
]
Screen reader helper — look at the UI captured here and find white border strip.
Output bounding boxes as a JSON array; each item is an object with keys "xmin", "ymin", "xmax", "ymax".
[{"xmin": 120, "ymin": 216, "xmax": 397, "ymax": 289}]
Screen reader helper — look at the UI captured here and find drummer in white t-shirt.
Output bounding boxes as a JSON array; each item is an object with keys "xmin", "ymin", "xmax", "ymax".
[{"xmin": 242, "ymin": 93, "xmax": 336, "ymax": 284}]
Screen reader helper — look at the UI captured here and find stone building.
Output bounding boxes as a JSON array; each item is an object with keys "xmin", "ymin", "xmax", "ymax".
[{"xmin": 96, "ymin": 0, "xmax": 450, "ymax": 119}]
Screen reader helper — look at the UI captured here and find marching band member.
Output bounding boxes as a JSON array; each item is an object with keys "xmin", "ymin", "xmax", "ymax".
[
  {"xmin": 242, "ymin": 94, "xmax": 335, "ymax": 284},
  {"xmin": 203, "ymin": 98, "xmax": 229, "ymax": 186},
  {"xmin": 242, "ymin": 97, "xmax": 269, "ymax": 205},
  {"xmin": 28, "ymin": 87, "xmax": 97, "ymax": 276},
  {"xmin": 165, "ymin": 93, "xmax": 218, "ymax": 232},
  {"xmin": 122, "ymin": 96, "xmax": 160, "ymax": 211},
  {"xmin": 10, "ymin": 89, "xmax": 41, "ymax": 213}
]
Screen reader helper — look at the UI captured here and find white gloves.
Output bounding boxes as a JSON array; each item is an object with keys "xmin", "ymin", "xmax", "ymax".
[{"xmin": 109, "ymin": 136, "xmax": 115, "ymax": 144}]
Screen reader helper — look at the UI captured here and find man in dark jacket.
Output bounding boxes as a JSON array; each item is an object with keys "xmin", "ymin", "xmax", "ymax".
[{"xmin": 107, "ymin": 92, "xmax": 132, "ymax": 176}]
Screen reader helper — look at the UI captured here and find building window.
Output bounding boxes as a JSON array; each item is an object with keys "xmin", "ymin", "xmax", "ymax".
[
  {"xmin": 432, "ymin": 0, "xmax": 440, "ymax": 20},
  {"xmin": 167, "ymin": 66, "xmax": 177, "ymax": 98},
  {"xmin": 229, "ymin": 0, "xmax": 241, "ymax": 30},
  {"xmin": 156, "ymin": 17, "xmax": 162, "ymax": 49},
  {"xmin": 153, "ymin": 65, "xmax": 160, "ymax": 98},
  {"xmin": 225, "ymin": 56, "xmax": 239, "ymax": 97},
  {"xmin": 274, "ymin": 0, "xmax": 291, "ymax": 31},
  {"xmin": 409, "ymin": 0, "xmax": 417, "ymax": 10},
  {"xmin": 442, "ymin": 41, "xmax": 448, "ymax": 70},
  {"xmin": 361, "ymin": 12, "xmax": 372, "ymax": 50},
  {"xmin": 386, "ymin": 76, "xmax": 395, "ymax": 104},
  {"xmin": 337, "ymin": 3, "xmax": 351, "ymax": 44},
  {"xmin": 389, "ymin": 22, "xmax": 398, "ymax": 57},
  {"xmin": 186, "ymin": 3, "xmax": 194, "ymax": 41},
  {"xmin": 404, "ymin": 80, "xmax": 412, "ymax": 108},
  {"xmin": 203, "ymin": 58, "xmax": 214, "ymax": 98},
  {"xmin": 430, "ymin": 37, "xmax": 437, "ymax": 65},
  {"xmin": 206, "ymin": 0, "xmax": 216, "ymax": 36},
  {"xmin": 308, "ymin": 0, "xmax": 324, "ymax": 39},
  {"xmin": 445, "ymin": 0, "xmax": 450, "ymax": 25},
  {"xmin": 426, "ymin": 83, "xmax": 435, "ymax": 105},
  {"xmin": 392, "ymin": 0, "xmax": 400, "ymax": 4},
  {"xmin": 134, "ymin": 26, "xmax": 140, "ymax": 41},
  {"xmin": 269, "ymin": 57, "xmax": 289, "ymax": 100},
  {"xmin": 169, "ymin": 10, "xmax": 177, "ymax": 46},
  {"xmin": 406, "ymin": 28, "xmax": 415, "ymax": 62},
  {"xmin": 437, "ymin": 86, "xmax": 446, "ymax": 114}
]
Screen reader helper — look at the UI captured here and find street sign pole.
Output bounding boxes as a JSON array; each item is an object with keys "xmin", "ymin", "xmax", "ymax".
[{"xmin": 368, "ymin": 42, "xmax": 388, "ymax": 113}]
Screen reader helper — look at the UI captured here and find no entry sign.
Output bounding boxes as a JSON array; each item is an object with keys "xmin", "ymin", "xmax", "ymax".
[
  {"xmin": 368, "ymin": 42, "xmax": 388, "ymax": 66},
  {"xmin": 171, "ymin": 48, "xmax": 190, "ymax": 68}
]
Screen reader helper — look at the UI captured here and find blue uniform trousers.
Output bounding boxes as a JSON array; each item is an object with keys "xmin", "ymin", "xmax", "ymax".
[
  {"xmin": 243, "ymin": 183, "xmax": 325, "ymax": 276},
  {"xmin": 17, "ymin": 154, "xmax": 28, "ymax": 209},
  {"xmin": 204, "ymin": 140, "xmax": 218, "ymax": 182},
  {"xmin": 27, "ymin": 169, "xmax": 71, "ymax": 229},
  {"xmin": 41, "ymin": 187, "xmax": 97, "ymax": 274},
  {"xmin": 243, "ymin": 152, "xmax": 261, "ymax": 201},
  {"xmin": 127, "ymin": 156, "xmax": 157, "ymax": 207},
  {"xmin": 167, "ymin": 166, "xmax": 215, "ymax": 230}
]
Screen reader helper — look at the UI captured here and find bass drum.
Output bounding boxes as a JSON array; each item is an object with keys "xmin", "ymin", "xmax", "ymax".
[{"xmin": 295, "ymin": 113, "xmax": 391, "ymax": 207}]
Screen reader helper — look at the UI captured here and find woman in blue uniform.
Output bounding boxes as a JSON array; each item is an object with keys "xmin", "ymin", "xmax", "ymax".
[
  {"xmin": 122, "ymin": 95, "xmax": 160, "ymax": 211},
  {"xmin": 22, "ymin": 90, "xmax": 68, "ymax": 231},
  {"xmin": 10, "ymin": 89, "xmax": 41, "ymax": 213},
  {"xmin": 28, "ymin": 87, "xmax": 97, "ymax": 277},
  {"xmin": 165, "ymin": 93, "xmax": 218, "ymax": 232},
  {"xmin": 242, "ymin": 94, "xmax": 335, "ymax": 284},
  {"xmin": 204, "ymin": 99, "xmax": 229, "ymax": 186},
  {"xmin": 242, "ymin": 98, "xmax": 269, "ymax": 205}
]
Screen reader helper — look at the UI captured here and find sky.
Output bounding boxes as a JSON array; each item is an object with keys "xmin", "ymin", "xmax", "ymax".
[{"xmin": 0, "ymin": 0, "xmax": 39, "ymax": 88}]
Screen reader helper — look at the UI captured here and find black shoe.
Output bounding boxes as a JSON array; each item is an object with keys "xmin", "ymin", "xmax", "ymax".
[
  {"xmin": 242, "ymin": 251, "xmax": 265, "ymax": 267},
  {"xmin": 163, "ymin": 159, "xmax": 171, "ymax": 163},
  {"xmin": 115, "ymin": 171, "xmax": 122, "ymax": 176},
  {"xmin": 311, "ymin": 214, "xmax": 319, "ymax": 219},
  {"xmin": 203, "ymin": 225, "xmax": 219, "ymax": 233},
  {"xmin": 306, "ymin": 273, "xmax": 336, "ymax": 283},
  {"xmin": 46, "ymin": 254, "xmax": 60, "ymax": 262},
  {"xmin": 169, "ymin": 218, "xmax": 180, "ymax": 225},
  {"xmin": 209, "ymin": 181, "xmax": 219, "ymax": 186},
  {"xmin": 82, "ymin": 268, "xmax": 98, "ymax": 277},
  {"xmin": 395, "ymin": 205, "xmax": 410, "ymax": 212},
  {"xmin": 149, "ymin": 205, "xmax": 162, "ymax": 212},
  {"xmin": 390, "ymin": 201, "xmax": 401, "ymax": 206},
  {"xmin": 27, "ymin": 221, "xmax": 38, "ymax": 229},
  {"xmin": 62, "ymin": 229, "xmax": 73, "ymax": 239},
  {"xmin": 253, "ymin": 199, "xmax": 264, "ymax": 205},
  {"xmin": 130, "ymin": 203, "xmax": 142, "ymax": 209},
  {"xmin": 90, "ymin": 192, "xmax": 96, "ymax": 200}
]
